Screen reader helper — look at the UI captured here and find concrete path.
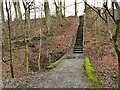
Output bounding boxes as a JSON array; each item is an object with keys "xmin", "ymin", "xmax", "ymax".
[{"xmin": 3, "ymin": 53, "xmax": 93, "ymax": 88}]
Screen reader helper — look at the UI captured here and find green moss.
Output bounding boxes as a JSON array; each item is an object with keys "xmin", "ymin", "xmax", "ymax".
[
  {"xmin": 84, "ymin": 53, "xmax": 101, "ymax": 89},
  {"xmin": 47, "ymin": 53, "xmax": 67, "ymax": 69}
]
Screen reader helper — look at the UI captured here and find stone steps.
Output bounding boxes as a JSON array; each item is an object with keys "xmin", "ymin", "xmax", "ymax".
[{"xmin": 73, "ymin": 16, "xmax": 84, "ymax": 53}]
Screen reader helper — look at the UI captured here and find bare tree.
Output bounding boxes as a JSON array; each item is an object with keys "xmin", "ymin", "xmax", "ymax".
[
  {"xmin": 5, "ymin": 0, "xmax": 14, "ymax": 78},
  {"xmin": 44, "ymin": 0, "xmax": 51, "ymax": 32},
  {"xmin": 54, "ymin": 0, "xmax": 59, "ymax": 17},
  {"xmin": 1, "ymin": 0, "xmax": 4, "ymax": 62},
  {"xmin": 38, "ymin": 29, "xmax": 42, "ymax": 71},
  {"xmin": 22, "ymin": 0, "xmax": 29, "ymax": 74},
  {"xmin": 75, "ymin": 0, "xmax": 77, "ymax": 16},
  {"xmin": 33, "ymin": 0, "xmax": 36, "ymax": 20},
  {"xmin": 16, "ymin": 1, "xmax": 22, "ymax": 20},
  {"xmin": 84, "ymin": 0, "xmax": 120, "ymax": 88},
  {"xmin": 1, "ymin": 0, "xmax": 6, "ymax": 52},
  {"xmin": 54, "ymin": 0, "xmax": 62, "ymax": 18},
  {"xmin": 59, "ymin": 0, "xmax": 62, "ymax": 18},
  {"xmin": 12, "ymin": 1, "xmax": 18, "ymax": 20},
  {"xmin": 63, "ymin": 0, "xmax": 65, "ymax": 17},
  {"xmin": 1, "ymin": 1, "xmax": 5, "ymax": 24}
]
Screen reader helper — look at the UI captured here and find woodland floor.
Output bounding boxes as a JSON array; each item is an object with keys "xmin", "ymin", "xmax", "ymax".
[
  {"xmin": 84, "ymin": 13, "xmax": 118, "ymax": 88},
  {"xmin": 2, "ymin": 16, "xmax": 79, "ymax": 80},
  {"xmin": 3, "ymin": 53, "xmax": 93, "ymax": 88},
  {"xmin": 2, "ymin": 16, "xmax": 118, "ymax": 88}
]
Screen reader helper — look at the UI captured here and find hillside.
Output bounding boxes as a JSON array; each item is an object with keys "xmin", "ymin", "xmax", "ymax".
[
  {"xmin": 84, "ymin": 8, "xmax": 118, "ymax": 88},
  {"xmin": 2, "ymin": 16, "xmax": 79, "ymax": 80}
]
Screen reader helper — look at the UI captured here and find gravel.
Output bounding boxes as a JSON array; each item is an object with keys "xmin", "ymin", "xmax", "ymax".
[{"xmin": 3, "ymin": 53, "xmax": 93, "ymax": 88}]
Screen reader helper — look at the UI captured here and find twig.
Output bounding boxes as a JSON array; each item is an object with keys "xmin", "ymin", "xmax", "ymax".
[
  {"xmin": 84, "ymin": 2, "xmax": 108, "ymax": 23},
  {"xmin": 103, "ymin": 3, "xmax": 117, "ymax": 23}
]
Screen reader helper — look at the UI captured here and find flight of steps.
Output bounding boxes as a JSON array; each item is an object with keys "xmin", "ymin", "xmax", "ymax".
[{"xmin": 73, "ymin": 16, "xmax": 84, "ymax": 53}]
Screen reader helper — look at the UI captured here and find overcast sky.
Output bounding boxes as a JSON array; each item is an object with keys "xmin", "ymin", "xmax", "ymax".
[{"xmin": 2, "ymin": 0, "xmax": 120, "ymax": 20}]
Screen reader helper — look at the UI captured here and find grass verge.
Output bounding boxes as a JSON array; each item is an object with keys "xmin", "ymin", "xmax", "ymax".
[
  {"xmin": 84, "ymin": 53, "xmax": 101, "ymax": 89},
  {"xmin": 46, "ymin": 53, "xmax": 67, "ymax": 69}
]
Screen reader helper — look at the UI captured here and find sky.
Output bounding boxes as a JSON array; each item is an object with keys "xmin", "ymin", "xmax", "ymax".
[
  {"xmin": 3, "ymin": 0, "xmax": 86, "ymax": 19},
  {"xmin": 2, "ymin": 0, "xmax": 120, "ymax": 20}
]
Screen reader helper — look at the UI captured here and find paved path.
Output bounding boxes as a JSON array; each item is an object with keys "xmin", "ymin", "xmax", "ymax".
[{"xmin": 3, "ymin": 53, "xmax": 93, "ymax": 88}]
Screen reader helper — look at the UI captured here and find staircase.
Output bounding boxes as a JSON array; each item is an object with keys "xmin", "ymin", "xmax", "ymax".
[{"xmin": 73, "ymin": 16, "xmax": 84, "ymax": 53}]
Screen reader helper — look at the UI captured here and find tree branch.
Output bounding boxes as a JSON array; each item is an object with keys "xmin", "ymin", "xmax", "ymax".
[
  {"xmin": 84, "ymin": 2, "xmax": 108, "ymax": 23},
  {"xmin": 114, "ymin": 0, "xmax": 120, "ymax": 19},
  {"xmin": 112, "ymin": 1, "xmax": 115, "ymax": 18},
  {"xmin": 103, "ymin": 3, "xmax": 117, "ymax": 23}
]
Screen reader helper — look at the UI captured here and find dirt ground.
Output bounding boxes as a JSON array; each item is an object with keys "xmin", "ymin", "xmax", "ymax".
[
  {"xmin": 84, "ymin": 9, "xmax": 118, "ymax": 88},
  {"xmin": 3, "ymin": 53, "xmax": 93, "ymax": 88},
  {"xmin": 2, "ymin": 16, "xmax": 79, "ymax": 80},
  {"xmin": 2, "ymin": 13, "xmax": 118, "ymax": 88}
]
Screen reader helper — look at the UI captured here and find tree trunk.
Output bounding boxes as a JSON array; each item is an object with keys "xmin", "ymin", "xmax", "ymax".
[
  {"xmin": 38, "ymin": 29, "xmax": 42, "ymax": 71},
  {"xmin": 44, "ymin": 0, "xmax": 51, "ymax": 31},
  {"xmin": 116, "ymin": 23, "xmax": 120, "ymax": 89},
  {"xmin": 2, "ymin": 1, "xmax": 5, "ymax": 24},
  {"xmin": 16, "ymin": 1, "xmax": 22, "ymax": 20},
  {"xmin": 63, "ymin": 0, "xmax": 65, "ymax": 17},
  {"xmin": 118, "ymin": 59, "xmax": 120, "ymax": 89},
  {"xmin": 33, "ymin": 0, "xmax": 36, "ymax": 20},
  {"xmin": 112, "ymin": 22, "xmax": 120, "ymax": 89},
  {"xmin": 115, "ymin": 47, "xmax": 120, "ymax": 89},
  {"xmin": 27, "ymin": 6, "xmax": 30, "ymax": 38},
  {"xmin": 5, "ymin": 1, "xmax": 14, "ymax": 78},
  {"xmin": 24, "ymin": 9, "xmax": 29, "ymax": 74},
  {"xmin": 13, "ymin": 1, "xmax": 18, "ymax": 20},
  {"xmin": 57, "ymin": 0, "xmax": 62, "ymax": 19},
  {"xmin": 54, "ymin": 0, "xmax": 58, "ymax": 17},
  {"xmin": 44, "ymin": 0, "xmax": 50, "ymax": 18},
  {"xmin": 1, "ymin": 1, "xmax": 4, "ymax": 62},
  {"xmin": 114, "ymin": 0, "xmax": 120, "ymax": 19},
  {"xmin": 59, "ymin": 0, "xmax": 62, "ymax": 18},
  {"xmin": 9, "ymin": 1, "xmax": 12, "ymax": 21},
  {"xmin": 75, "ymin": 0, "xmax": 77, "ymax": 16},
  {"xmin": 23, "ymin": 1, "xmax": 29, "ymax": 74}
]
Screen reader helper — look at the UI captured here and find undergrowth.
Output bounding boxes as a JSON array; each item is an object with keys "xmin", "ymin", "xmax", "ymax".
[{"xmin": 84, "ymin": 53, "xmax": 101, "ymax": 89}]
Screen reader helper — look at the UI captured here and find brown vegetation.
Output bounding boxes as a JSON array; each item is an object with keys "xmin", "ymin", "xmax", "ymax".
[
  {"xmin": 2, "ymin": 16, "xmax": 79, "ymax": 80},
  {"xmin": 84, "ymin": 8, "xmax": 118, "ymax": 88}
]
